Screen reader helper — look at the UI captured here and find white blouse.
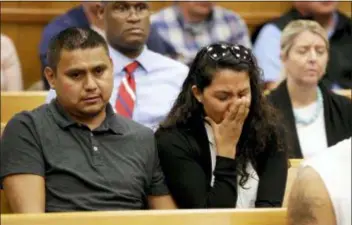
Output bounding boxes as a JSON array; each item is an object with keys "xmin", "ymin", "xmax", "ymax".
[
  {"xmin": 205, "ymin": 123, "xmax": 259, "ymax": 208},
  {"xmin": 303, "ymin": 137, "xmax": 351, "ymax": 225},
  {"xmin": 294, "ymin": 101, "xmax": 328, "ymax": 159}
]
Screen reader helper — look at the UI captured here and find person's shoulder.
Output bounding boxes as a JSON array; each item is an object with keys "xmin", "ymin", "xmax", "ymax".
[
  {"xmin": 214, "ymin": 5, "xmax": 243, "ymax": 21},
  {"xmin": 155, "ymin": 126, "xmax": 181, "ymax": 138},
  {"xmin": 1, "ymin": 34, "xmax": 13, "ymax": 45},
  {"xmin": 42, "ymin": 6, "xmax": 83, "ymax": 37},
  {"xmin": 257, "ymin": 23, "xmax": 282, "ymax": 35},
  {"xmin": 146, "ymin": 49, "xmax": 189, "ymax": 72},
  {"xmin": 0, "ymin": 34, "xmax": 16, "ymax": 53},
  {"xmin": 155, "ymin": 126, "xmax": 193, "ymax": 149},
  {"xmin": 253, "ymin": 23, "xmax": 282, "ymax": 52},
  {"xmin": 4, "ymin": 104, "xmax": 50, "ymax": 131},
  {"xmin": 304, "ymin": 137, "xmax": 352, "ymax": 167},
  {"xmin": 321, "ymin": 87, "xmax": 352, "ymax": 111},
  {"xmin": 253, "ymin": 23, "xmax": 282, "ymax": 46},
  {"xmin": 329, "ymin": 90, "xmax": 352, "ymax": 106},
  {"xmin": 337, "ymin": 10, "xmax": 352, "ymax": 25},
  {"xmin": 151, "ymin": 6, "xmax": 175, "ymax": 22},
  {"xmin": 266, "ymin": 85, "xmax": 283, "ymax": 103},
  {"xmin": 43, "ymin": 10, "xmax": 69, "ymax": 32}
]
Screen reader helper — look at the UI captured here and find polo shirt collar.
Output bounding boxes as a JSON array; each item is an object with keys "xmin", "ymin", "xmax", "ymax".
[{"xmin": 48, "ymin": 99, "xmax": 124, "ymax": 135}]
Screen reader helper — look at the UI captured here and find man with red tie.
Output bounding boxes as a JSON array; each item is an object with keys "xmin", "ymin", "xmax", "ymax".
[
  {"xmin": 1, "ymin": 27, "xmax": 177, "ymax": 212},
  {"xmin": 46, "ymin": 1, "xmax": 188, "ymax": 130}
]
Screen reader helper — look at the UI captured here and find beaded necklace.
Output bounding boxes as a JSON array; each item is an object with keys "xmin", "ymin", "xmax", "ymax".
[{"xmin": 293, "ymin": 88, "xmax": 323, "ymax": 126}]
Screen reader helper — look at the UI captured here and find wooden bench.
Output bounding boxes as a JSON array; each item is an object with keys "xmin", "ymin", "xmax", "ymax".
[
  {"xmin": 283, "ymin": 159, "xmax": 303, "ymax": 207},
  {"xmin": 1, "ymin": 91, "xmax": 47, "ymax": 123},
  {"xmin": 1, "ymin": 190, "xmax": 11, "ymax": 215},
  {"xmin": 1, "ymin": 208, "xmax": 287, "ymax": 225},
  {"xmin": 333, "ymin": 89, "xmax": 351, "ymax": 99},
  {"xmin": 0, "ymin": 123, "xmax": 6, "ymax": 136},
  {"xmin": 0, "ymin": 157, "xmax": 302, "ymax": 215}
]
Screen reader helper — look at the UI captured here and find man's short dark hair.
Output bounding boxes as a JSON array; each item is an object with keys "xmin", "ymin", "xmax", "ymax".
[{"xmin": 47, "ymin": 27, "xmax": 109, "ymax": 71}]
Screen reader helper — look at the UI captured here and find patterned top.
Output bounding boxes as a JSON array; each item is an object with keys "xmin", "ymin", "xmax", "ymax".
[
  {"xmin": 1, "ymin": 34, "xmax": 22, "ymax": 91},
  {"xmin": 151, "ymin": 5, "xmax": 251, "ymax": 65}
]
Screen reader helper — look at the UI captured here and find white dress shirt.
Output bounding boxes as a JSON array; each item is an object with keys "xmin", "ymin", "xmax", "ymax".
[
  {"xmin": 294, "ymin": 102, "xmax": 328, "ymax": 159},
  {"xmin": 302, "ymin": 137, "xmax": 351, "ymax": 225},
  {"xmin": 46, "ymin": 46, "xmax": 188, "ymax": 130}
]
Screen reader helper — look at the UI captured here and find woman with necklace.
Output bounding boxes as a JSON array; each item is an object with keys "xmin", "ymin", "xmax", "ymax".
[{"xmin": 267, "ymin": 20, "xmax": 352, "ymax": 159}]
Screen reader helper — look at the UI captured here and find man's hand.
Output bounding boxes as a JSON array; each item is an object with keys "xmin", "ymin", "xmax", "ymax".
[{"xmin": 148, "ymin": 195, "xmax": 177, "ymax": 209}]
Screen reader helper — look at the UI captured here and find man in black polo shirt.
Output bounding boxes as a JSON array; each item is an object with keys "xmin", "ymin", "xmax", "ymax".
[{"xmin": 0, "ymin": 27, "xmax": 176, "ymax": 212}]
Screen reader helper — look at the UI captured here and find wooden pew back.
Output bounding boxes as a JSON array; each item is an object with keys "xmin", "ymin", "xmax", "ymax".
[
  {"xmin": 1, "ymin": 208, "xmax": 287, "ymax": 225},
  {"xmin": 283, "ymin": 159, "xmax": 302, "ymax": 207},
  {"xmin": 1, "ymin": 190, "xmax": 12, "ymax": 214},
  {"xmin": 0, "ymin": 123, "xmax": 6, "ymax": 136},
  {"xmin": 1, "ymin": 91, "xmax": 47, "ymax": 123},
  {"xmin": 333, "ymin": 89, "xmax": 351, "ymax": 99}
]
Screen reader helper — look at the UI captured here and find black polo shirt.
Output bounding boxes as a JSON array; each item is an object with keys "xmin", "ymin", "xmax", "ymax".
[{"xmin": 0, "ymin": 100, "xmax": 169, "ymax": 212}]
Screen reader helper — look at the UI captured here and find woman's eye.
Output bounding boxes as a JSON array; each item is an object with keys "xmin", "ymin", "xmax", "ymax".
[
  {"xmin": 316, "ymin": 49, "xmax": 326, "ymax": 55},
  {"xmin": 297, "ymin": 49, "xmax": 307, "ymax": 54},
  {"xmin": 217, "ymin": 95, "xmax": 229, "ymax": 101}
]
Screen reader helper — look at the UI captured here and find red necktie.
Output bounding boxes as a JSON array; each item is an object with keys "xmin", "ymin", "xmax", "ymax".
[{"xmin": 115, "ymin": 61, "xmax": 138, "ymax": 118}]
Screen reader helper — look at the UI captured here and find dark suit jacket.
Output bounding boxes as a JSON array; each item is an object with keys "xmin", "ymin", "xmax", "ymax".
[
  {"xmin": 267, "ymin": 81, "xmax": 352, "ymax": 158},
  {"xmin": 155, "ymin": 115, "xmax": 288, "ymax": 209}
]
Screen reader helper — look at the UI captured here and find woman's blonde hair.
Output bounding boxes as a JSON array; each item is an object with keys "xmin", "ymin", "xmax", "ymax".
[
  {"xmin": 281, "ymin": 19, "xmax": 329, "ymax": 57},
  {"xmin": 279, "ymin": 20, "xmax": 329, "ymax": 80}
]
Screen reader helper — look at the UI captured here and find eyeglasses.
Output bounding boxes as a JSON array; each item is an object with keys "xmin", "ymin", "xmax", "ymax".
[
  {"xmin": 204, "ymin": 43, "xmax": 254, "ymax": 64},
  {"xmin": 111, "ymin": 2, "xmax": 150, "ymax": 19}
]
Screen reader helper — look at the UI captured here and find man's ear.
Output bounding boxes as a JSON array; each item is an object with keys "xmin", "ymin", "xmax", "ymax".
[
  {"xmin": 97, "ymin": 3, "xmax": 105, "ymax": 21},
  {"xmin": 280, "ymin": 51, "xmax": 287, "ymax": 63},
  {"xmin": 44, "ymin": 67, "xmax": 56, "ymax": 90},
  {"xmin": 191, "ymin": 85, "xmax": 202, "ymax": 103}
]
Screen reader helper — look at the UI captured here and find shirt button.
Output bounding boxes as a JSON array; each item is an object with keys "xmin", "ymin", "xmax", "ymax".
[
  {"xmin": 90, "ymin": 133, "xmax": 94, "ymax": 137},
  {"xmin": 93, "ymin": 146, "xmax": 98, "ymax": 152}
]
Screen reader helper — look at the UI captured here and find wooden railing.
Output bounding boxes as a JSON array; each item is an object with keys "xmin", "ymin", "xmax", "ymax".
[
  {"xmin": 0, "ymin": 91, "xmax": 47, "ymax": 123},
  {"xmin": 334, "ymin": 89, "xmax": 351, "ymax": 99},
  {"xmin": 1, "ymin": 208, "xmax": 287, "ymax": 225}
]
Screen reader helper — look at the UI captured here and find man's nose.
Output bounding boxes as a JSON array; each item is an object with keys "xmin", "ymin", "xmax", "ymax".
[
  {"xmin": 84, "ymin": 74, "xmax": 98, "ymax": 90},
  {"xmin": 126, "ymin": 7, "xmax": 141, "ymax": 22}
]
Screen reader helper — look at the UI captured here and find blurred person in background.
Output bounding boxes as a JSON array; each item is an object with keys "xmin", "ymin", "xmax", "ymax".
[
  {"xmin": 40, "ymin": 1, "xmax": 175, "ymax": 90},
  {"xmin": 253, "ymin": 1, "xmax": 352, "ymax": 90},
  {"xmin": 267, "ymin": 20, "xmax": 352, "ymax": 159},
  {"xmin": 1, "ymin": 34, "xmax": 23, "ymax": 91},
  {"xmin": 287, "ymin": 137, "xmax": 351, "ymax": 225},
  {"xmin": 152, "ymin": 2, "xmax": 251, "ymax": 66}
]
